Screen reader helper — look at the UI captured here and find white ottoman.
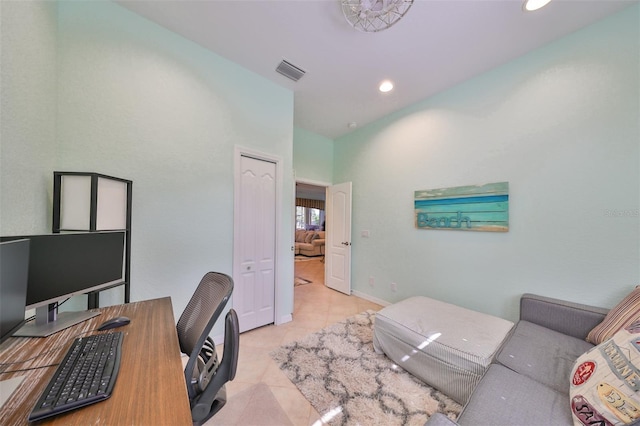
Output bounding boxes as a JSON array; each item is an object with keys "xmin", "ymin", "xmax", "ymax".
[{"xmin": 373, "ymin": 296, "xmax": 514, "ymax": 404}]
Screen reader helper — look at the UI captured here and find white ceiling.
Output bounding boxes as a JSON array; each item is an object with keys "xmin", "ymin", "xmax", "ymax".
[
  {"xmin": 118, "ymin": 0, "xmax": 636, "ymax": 139},
  {"xmin": 296, "ymin": 182, "xmax": 327, "ymax": 200}
]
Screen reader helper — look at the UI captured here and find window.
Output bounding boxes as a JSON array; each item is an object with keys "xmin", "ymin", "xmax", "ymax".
[{"xmin": 296, "ymin": 207, "xmax": 324, "ymax": 230}]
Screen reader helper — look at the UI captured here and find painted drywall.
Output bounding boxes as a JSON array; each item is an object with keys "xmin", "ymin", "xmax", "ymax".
[
  {"xmin": 1, "ymin": 0, "xmax": 295, "ymax": 331},
  {"xmin": 0, "ymin": 1, "xmax": 57, "ymax": 235},
  {"xmin": 293, "ymin": 126, "xmax": 334, "ymax": 184},
  {"xmin": 335, "ymin": 5, "xmax": 640, "ymax": 321},
  {"xmin": 55, "ymin": 1, "xmax": 295, "ymax": 326}
]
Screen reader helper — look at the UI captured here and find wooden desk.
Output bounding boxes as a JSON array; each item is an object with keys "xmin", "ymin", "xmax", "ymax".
[{"xmin": 0, "ymin": 297, "xmax": 192, "ymax": 425}]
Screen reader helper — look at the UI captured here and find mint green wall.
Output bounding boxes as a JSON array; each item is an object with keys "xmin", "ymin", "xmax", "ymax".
[
  {"xmin": 3, "ymin": 1, "xmax": 638, "ymax": 328},
  {"xmin": 293, "ymin": 126, "xmax": 334, "ymax": 183},
  {"xmin": 1, "ymin": 1, "xmax": 295, "ymax": 329},
  {"xmin": 335, "ymin": 6, "xmax": 640, "ymax": 321},
  {"xmin": 0, "ymin": 1, "xmax": 57, "ymax": 235}
]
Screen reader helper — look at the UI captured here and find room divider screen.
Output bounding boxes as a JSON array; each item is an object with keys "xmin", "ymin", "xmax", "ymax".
[{"xmin": 52, "ymin": 171, "xmax": 132, "ymax": 308}]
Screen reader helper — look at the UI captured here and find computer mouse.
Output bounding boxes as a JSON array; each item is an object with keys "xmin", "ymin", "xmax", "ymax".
[{"xmin": 97, "ymin": 316, "xmax": 131, "ymax": 331}]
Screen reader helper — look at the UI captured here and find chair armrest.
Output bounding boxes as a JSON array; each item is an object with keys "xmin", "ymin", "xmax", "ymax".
[
  {"xmin": 424, "ymin": 413, "xmax": 460, "ymax": 426},
  {"xmin": 520, "ymin": 293, "xmax": 609, "ymax": 340}
]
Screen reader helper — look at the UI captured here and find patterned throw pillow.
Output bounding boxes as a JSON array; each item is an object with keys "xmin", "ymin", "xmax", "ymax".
[
  {"xmin": 570, "ymin": 325, "xmax": 640, "ymax": 425},
  {"xmin": 587, "ymin": 287, "xmax": 640, "ymax": 345}
]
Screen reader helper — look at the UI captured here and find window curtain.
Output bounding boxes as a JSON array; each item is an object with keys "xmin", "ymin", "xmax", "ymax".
[{"xmin": 296, "ymin": 198, "xmax": 325, "ymax": 210}]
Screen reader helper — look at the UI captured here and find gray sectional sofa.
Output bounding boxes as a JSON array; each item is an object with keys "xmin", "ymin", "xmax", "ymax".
[{"xmin": 426, "ymin": 293, "xmax": 610, "ymax": 426}]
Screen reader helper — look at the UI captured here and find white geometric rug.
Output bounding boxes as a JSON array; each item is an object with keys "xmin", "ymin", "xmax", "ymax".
[{"xmin": 270, "ymin": 311, "xmax": 462, "ymax": 426}]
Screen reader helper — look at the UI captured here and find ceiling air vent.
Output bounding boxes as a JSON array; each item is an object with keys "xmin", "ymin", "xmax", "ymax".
[{"xmin": 276, "ymin": 60, "xmax": 306, "ymax": 82}]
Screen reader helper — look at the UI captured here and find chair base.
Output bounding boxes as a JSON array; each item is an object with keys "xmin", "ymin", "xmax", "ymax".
[{"xmin": 192, "ymin": 385, "xmax": 227, "ymax": 426}]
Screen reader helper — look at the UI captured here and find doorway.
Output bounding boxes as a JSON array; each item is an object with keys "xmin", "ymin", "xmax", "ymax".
[
  {"xmin": 293, "ymin": 181, "xmax": 353, "ymax": 295},
  {"xmin": 294, "ymin": 182, "xmax": 326, "ymax": 287},
  {"xmin": 325, "ymin": 182, "xmax": 352, "ymax": 295}
]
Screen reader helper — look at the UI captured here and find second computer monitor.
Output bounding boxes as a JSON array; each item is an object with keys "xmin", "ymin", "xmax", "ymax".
[
  {"xmin": 1, "ymin": 231, "xmax": 125, "ymax": 337},
  {"xmin": 0, "ymin": 239, "xmax": 30, "ymax": 343}
]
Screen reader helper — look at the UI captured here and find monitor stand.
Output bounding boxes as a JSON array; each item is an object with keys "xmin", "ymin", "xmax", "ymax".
[{"xmin": 13, "ymin": 304, "xmax": 101, "ymax": 337}]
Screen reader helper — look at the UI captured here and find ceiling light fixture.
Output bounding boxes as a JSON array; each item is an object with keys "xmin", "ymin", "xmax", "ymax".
[
  {"xmin": 523, "ymin": 0, "xmax": 552, "ymax": 12},
  {"xmin": 379, "ymin": 80, "xmax": 394, "ymax": 92},
  {"xmin": 342, "ymin": 0, "xmax": 414, "ymax": 33}
]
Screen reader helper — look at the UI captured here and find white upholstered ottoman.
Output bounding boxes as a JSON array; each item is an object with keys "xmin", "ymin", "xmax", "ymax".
[{"xmin": 373, "ymin": 296, "xmax": 514, "ymax": 404}]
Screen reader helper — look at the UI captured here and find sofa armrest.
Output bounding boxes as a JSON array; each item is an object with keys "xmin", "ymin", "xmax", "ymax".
[
  {"xmin": 424, "ymin": 413, "xmax": 460, "ymax": 426},
  {"xmin": 312, "ymin": 239, "xmax": 325, "ymax": 247},
  {"xmin": 520, "ymin": 293, "xmax": 609, "ymax": 340}
]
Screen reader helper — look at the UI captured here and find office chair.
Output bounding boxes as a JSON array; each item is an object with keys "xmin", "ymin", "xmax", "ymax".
[{"xmin": 176, "ymin": 272, "xmax": 240, "ymax": 425}]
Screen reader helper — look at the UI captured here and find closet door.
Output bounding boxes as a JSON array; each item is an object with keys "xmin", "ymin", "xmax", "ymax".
[{"xmin": 235, "ymin": 155, "xmax": 276, "ymax": 332}]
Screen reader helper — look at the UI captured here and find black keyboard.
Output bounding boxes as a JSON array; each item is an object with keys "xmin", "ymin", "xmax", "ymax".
[{"xmin": 28, "ymin": 332, "xmax": 124, "ymax": 422}]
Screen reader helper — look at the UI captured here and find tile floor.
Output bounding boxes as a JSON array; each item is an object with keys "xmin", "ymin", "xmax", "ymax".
[{"xmin": 205, "ymin": 257, "xmax": 384, "ymax": 425}]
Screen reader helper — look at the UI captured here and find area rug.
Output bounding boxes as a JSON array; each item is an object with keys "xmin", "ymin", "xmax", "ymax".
[
  {"xmin": 294, "ymin": 276, "xmax": 312, "ymax": 286},
  {"xmin": 270, "ymin": 311, "xmax": 462, "ymax": 426},
  {"xmin": 295, "ymin": 255, "xmax": 316, "ymax": 261}
]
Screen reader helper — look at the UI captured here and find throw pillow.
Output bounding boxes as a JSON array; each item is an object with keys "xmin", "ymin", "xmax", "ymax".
[
  {"xmin": 587, "ymin": 286, "xmax": 640, "ymax": 345},
  {"xmin": 295, "ymin": 230, "xmax": 306, "ymax": 242},
  {"xmin": 304, "ymin": 232, "xmax": 316, "ymax": 244},
  {"xmin": 570, "ymin": 325, "xmax": 640, "ymax": 425}
]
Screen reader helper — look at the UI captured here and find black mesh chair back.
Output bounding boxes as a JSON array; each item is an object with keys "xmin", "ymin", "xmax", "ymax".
[{"xmin": 176, "ymin": 272, "xmax": 239, "ymax": 425}]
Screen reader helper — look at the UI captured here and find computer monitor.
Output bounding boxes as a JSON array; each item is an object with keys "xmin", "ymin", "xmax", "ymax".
[
  {"xmin": 0, "ymin": 231, "xmax": 125, "ymax": 337},
  {"xmin": 0, "ymin": 239, "xmax": 30, "ymax": 343}
]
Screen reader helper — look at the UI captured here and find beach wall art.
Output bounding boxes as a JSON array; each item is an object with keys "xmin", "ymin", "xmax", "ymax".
[{"xmin": 415, "ymin": 182, "xmax": 509, "ymax": 232}]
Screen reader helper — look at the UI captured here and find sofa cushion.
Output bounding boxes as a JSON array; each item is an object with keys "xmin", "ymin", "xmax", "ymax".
[
  {"xmin": 569, "ymin": 326, "xmax": 640, "ymax": 425},
  {"xmin": 304, "ymin": 231, "xmax": 316, "ymax": 243},
  {"xmin": 295, "ymin": 230, "xmax": 307, "ymax": 242},
  {"xmin": 496, "ymin": 320, "xmax": 594, "ymax": 394},
  {"xmin": 456, "ymin": 364, "xmax": 574, "ymax": 426},
  {"xmin": 587, "ymin": 286, "xmax": 640, "ymax": 345}
]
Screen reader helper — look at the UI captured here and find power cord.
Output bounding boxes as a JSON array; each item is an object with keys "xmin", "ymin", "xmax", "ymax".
[
  {"xmin": 0, "ymin": 363, "xmax": 61, "ymax": 374},
  {"xmin": 0, "ymin": 328, "xmax": 101, "ymax": 373},
  {"xmin": 23, "ymin": 298, "xmax": 71, "ymax": 324}
]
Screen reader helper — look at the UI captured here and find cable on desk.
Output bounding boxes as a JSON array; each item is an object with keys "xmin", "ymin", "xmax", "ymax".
[
  {"xmin": 0, "ymin": 329, "xmax": 105, "ymax": 367},
  {"xmin": 22, "ymin": 298, "xmax": 72, "ymax": 324},
  {"xmin": 0, "ymin": 343, "xmax": 68, "ymax": 366},
  {"xmin": 0, "ymin": 363, "xmax": 60, "ymax": 374}
]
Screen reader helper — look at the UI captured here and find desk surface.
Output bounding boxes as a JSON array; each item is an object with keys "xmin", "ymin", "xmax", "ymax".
[{"xmin": 0, "ymin": 297, "xmax": 192, "ymax": 425}]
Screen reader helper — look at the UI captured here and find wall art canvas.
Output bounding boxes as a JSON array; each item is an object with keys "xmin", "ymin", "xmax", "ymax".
[{"xmin": 415, "ymin": 182, "xmax": 509, "ymax": 232}]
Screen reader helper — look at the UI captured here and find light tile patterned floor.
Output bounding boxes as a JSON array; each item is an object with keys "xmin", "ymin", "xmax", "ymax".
[{"xmin": 205, "ymin": 257, "xmax": 384, "ymax": 425}]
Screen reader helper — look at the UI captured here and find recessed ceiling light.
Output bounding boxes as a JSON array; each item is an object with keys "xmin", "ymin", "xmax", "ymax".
[
  {"xmin": 523, "ymin": 0, "xmax": 552, "ymax": 12},
  {"xmin": 379, "ymin": 80, "xmax": 394, "ymax": 93}
]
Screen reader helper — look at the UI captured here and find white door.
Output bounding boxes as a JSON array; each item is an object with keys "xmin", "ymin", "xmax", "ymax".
[
  {"xmin": 235, "ymin": 155, "xmax": 276, "ymax": 332},
  {"xmin": 326, "ymin": 182, "xmax": 352, "ymax": 295}
]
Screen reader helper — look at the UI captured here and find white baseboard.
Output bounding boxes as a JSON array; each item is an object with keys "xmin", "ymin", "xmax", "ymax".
[
  {"xmin": 277, "ymin": 313, "xmax": 293, "ymax": 325},
  {"xmin": 351, "ymin": 290, "xmax": 391, "ymax": 307}
]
